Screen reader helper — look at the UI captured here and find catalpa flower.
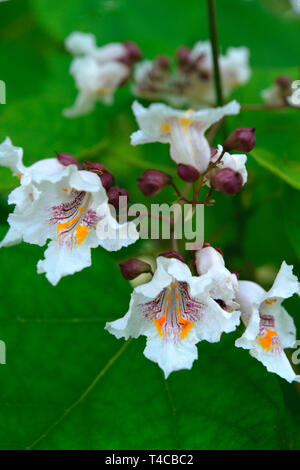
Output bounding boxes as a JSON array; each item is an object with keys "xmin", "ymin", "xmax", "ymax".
[
  {"xmin": 131, "ymin": 100, "xmax": 241, "ymax": 174},
  {"xmin": 64, "ymin": 32, "xmax": 141, "ymax": 117},
  {"xmin": 0, "ymin": 138, "xmax": 138, "ymax": 285},
  {"xmin": 171, "ymin": 42, "xmax": 250, "ymax": 107},
  {"xmin": 106, "ymin": 252, "xmax": 240, "ymax": 378},
  {"xmin": 236, "ymin": 262, "xmax": 300, "ymax": 383}
]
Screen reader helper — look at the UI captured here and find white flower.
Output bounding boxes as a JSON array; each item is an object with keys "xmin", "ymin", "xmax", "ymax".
[
  {"xmin": 236, "ymin": 261, "xmax": 300, "ymax": 383},
  {"xmin": 131, "ymin": 100, "xmax": 241, "ymax": 174},
  {"xmin": 63, "ymin": 32, "xmax": 131, "ymax": 117},
  {"xmin": 195, "ymin": 245, "xmax": 239, "ymax": 310},
  {"xmin": 106, "ymin": 255, "xmax": 240, "ymax": 378},
  {"xmin": 185, "ymin": 42, "xmax": 251, "ymax": 105},
  {"xmin": 290, "ymin": 0, "xmax": 300, "ymax": 14},
  {"xmin": 206, "ymin": 144, "xmax": 248, "ymax": 186},
  {"xmin": 0, "ymin": 138, "xmax": 138, "ymax": 285}
]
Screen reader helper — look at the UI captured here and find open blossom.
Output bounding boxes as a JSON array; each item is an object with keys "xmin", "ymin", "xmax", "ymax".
[
  {"xmin": 205, "ymin": 144, "xmax": 248, "ymax": 191},
  {"xmin": 63, "ymin": 32, "xmax": 141, "ymax": 117},
  {"xmin": 132, "ymin": 42, "xmax": 250, "ymax": 108},
  {"xmin": 131, "ymin": 100, "xmax": 241, "ymax": 174},
  {"xmin": 236, "ymin": 262, "xmax": 300, "ymax": 383},
  {"xmin": 106, "ymin": 253, "xmax": 240, "ymax": 378},
  {"xmin": 0, "ymin": 138, "xmax": 138, "ymax": 285},
  {"xmin": 182, "ymin": 42, "xmax": 251, "ymax": 106}
]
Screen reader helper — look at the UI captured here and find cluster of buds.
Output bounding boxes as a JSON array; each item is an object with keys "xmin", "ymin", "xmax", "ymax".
[
  {"xmin": 133, "ymin": 41, "xmax": 251, "ymax": 108},
  {"xmin": 63, "ymin": 32, "xmax": 142, "ymax": 117},
  {"xmin": 261, "ymin": 75, "xmax": 300, "ymax": 108},
  {"xmin": 57, "ymin": 152, "xmax": 130, "ymax": 211}
]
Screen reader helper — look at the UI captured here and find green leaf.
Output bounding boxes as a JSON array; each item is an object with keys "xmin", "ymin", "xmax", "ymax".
[{"xmin": 251, "ymin": 147, "xmax": 300, "ymax": 190}]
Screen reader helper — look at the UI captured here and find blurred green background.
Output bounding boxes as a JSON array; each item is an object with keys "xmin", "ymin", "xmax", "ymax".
[{"xmin": 0, "ymin": 0, "xmax": 299, "ymax": 450}]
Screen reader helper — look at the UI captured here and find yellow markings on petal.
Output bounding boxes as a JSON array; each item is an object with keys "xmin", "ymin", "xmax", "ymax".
[
  {"xmin": 154, "ymin": 314, "xmax": 166, "ymax": 336},
  {"xmin": 79, "ymin": 205, "xmax": 85, "ymax": 213},
  {"xmin": 258, "ymin": 329, "xmax": 277, "ymax": 351},
  {"xmin": 264, "ymin": 298, "xmax": 278, "ymax": 305},
  {"xmin": 57, "ymin": 216, "xmax": 79, "ymax": 237},
  {"xmin": 179, "ymin": 116, "xmax": 193, "ymax": 127},
  {"xmin": 75, "ymin": 225, "xmax": 88, "ymax": 245},
  {"xmin": 161, "ymin": 123, "xmax": 171, "ymax": 134},
  {"xmin": 185, "ymin": 109, "xmax": 194, "ymax": 116},
  {"xmin": 179, "ymin": 317, "xmax": 193, "ymax": 339}
]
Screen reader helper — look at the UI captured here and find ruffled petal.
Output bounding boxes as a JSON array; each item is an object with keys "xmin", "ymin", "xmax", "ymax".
[
  {"xmin": 37, "ymin": 239, "xmax": 92, "ymax": 286},
  {"xmin": 96, "ymin": 202, "xmax": 139, "ymax": 251},
  {"xmin": 0, "ymin": 137, "xmax": 25, "ymax": 174}
]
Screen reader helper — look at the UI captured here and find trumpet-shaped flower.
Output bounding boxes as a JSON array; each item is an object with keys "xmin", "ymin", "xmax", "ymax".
[
  {"xmin": 0, "ymin": 138, "xmax": 138, "ymax": 285},
  {"xmin": 131, "ymin": 100, "xmax": 241, "ymax": 174},
  {"xmin": 106, "ymin": 255, "xmax": 240, "ymax": 378},
  {"xmin": 64, "ymin": 32, "xmax": 141, "ymax": 117},
  {"xmin": 236, "ymin": 261, "xmax": 300, "ymax": 383}
]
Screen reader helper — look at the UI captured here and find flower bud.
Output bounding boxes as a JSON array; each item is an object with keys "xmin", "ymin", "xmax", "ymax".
[
  {"xmin": 210, "ymin": 147, "xmax": 218, "ymax": 158},
  {"xmin": 82, "ymin": 160, "xmax": 114, "ymax": 190},
  {"xmin": 176, "ymin": 46, "xmax": 191, "ymax": 65},
  {"xmin": 275, "ymin": 75, "xmax": 292, "ymax": 91},
  {"xmin": 177, "ymin": 163, "xmax": 200, "ymax": 183},
  {"xmin": 223, "ymin": 127, "xmax": 256, "ymax": 153},
  {"xmin": 155, "ymin": 55, "xmax": 171, "ymax": 70},
  {"xmin": 119, "ymin": 258, "xmax": 152, "ymax": 280},
  {"xmin": 137, "ymin": 169, "xmax": 172, "ymax": 196},
  {"xmin": 211, "ymin": 168, "xmax": 243, "ymax": 195},
  {"xmin": 158, "ymin": 250, "xmax": 185, "ymax": 263},
  {"xmin": 56, "ymin": 152, "xmax": 82, "ymax": 169},
  {"xmin": 122, "ymin": 41, "xmax": 142, "ymax": 65},
  {"xmin": 107, "ymin": 186, "xmax": 129, "ymax": 210}
]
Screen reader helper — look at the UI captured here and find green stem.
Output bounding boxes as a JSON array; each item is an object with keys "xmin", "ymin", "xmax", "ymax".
[{"xmin": 207, "ymin": 0, "xmax": 223, "ymax": 107}]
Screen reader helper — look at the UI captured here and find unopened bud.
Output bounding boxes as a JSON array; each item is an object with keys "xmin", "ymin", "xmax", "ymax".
[
  {"xmin": 211, "ymin": 168, "xmax": 243, "ymax": 195},
  {"xmin": 155, "ymin": 55, "xmax": 171, "ymax": 69},
  {"xmin": 158, "ymin": 250, "xmax": 185, "ymax": 263},
  {"xmin": 122, "ymin": 41, "xmax": 142, "ymax": 65},
  {"xmin": 119, "ymin": 258, "xmax": 151, "ymax": 280},
  {"xmin": 176, "ymin": 46, "xmax": 191, "ymax": 65},
  {"xmin": 56, "ymin": 152, "xmax": 82, "ymax": 169},
  {"xmin": 223, "ymin": 127, "xmax": 256, "ymax": 153},
  {"xmin": 177, "ymin": 163, "xmax": 200, "ymax": 182},
  {"xmin": 82, "ymin": 160, "xmax": 114, "ymax": 190},
  {"xmin": 210, "ymin": 147, "xmax": 218, "ymax": 158},
  {"xmin": 137, "ymin": 169, "xmax": 172, "ymax": 196},
  {"xmin": 107, "ymin": 186, "xmax": 129, "ymax": 210},
  {"xmin": 275, "ymin": 75, "xmax": 292, "ymax": 91}
]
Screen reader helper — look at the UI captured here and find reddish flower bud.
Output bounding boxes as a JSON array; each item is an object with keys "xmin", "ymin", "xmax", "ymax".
[
  {"xmin": 275, "ymin": 75, "xmax": 292, "ymax": 91},
  {"xmin": 176, "ymin": 46, "xmax": 191, "ymax": 65},
  {"xmin": 122, "ymin": 41, "xmax": 142, "ymax": 65},
  {"xmin": 137, "ymin": 169, "xmax": 172, "ymax": 196},
  {"xmin": 82, "ymin": 160, "xmax": 114, "ymax": 190},
  {"xmin": 155, "ymin": 55, "xmax": 171, "ymax": 69},
  {"xmin": 211, "ymin": 168, "xmax": 243, "ymax": 195},
  {"xmin": 119, "ymin": 258, "xmax": 151, "ymax": 280},
  {"xmin": 223, "ymin": 127, "xmax": 256, "ymax": 153},
  {"xmin": 158, "ymin": 250, "xmax": 185, "ymax": 264},
  {"xmin": 210, "ymin": 147, "xmax": 218, "ymax": 158},
  {"xmin": 107, "ymin": 186, "xmax": 129, "ymax": 210},
  {"xmin": 56, "ymin": 152, "xmax": 82, "ymax": 169},
  {"xmin": 177, "ymin": 163, "xmax": 200, "ymax": 183}
]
